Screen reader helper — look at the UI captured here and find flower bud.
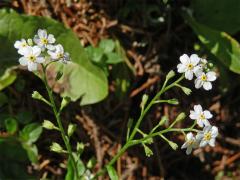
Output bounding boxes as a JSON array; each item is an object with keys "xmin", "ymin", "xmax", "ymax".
[
  {"xmin": 158, "ymin": 116, "xmax": 168, "ymax": 126},
  {"xmin": 42, "ymin": 120, "xmax": 58, "ymax": 130},
  {"xmin": 143, "ymin": 144, "xmax": 153, "ymax": 157},
  {"xmin": 178, "ymin": 86, "xmax": 192, "ymax": 95},
  {"xmin": 140, "ymin": 94, "xmax": 148, "ymax": 109},
  {"xmin": 166, "ymin": 70, "xmax": 175, "ymax": 80},
  {"xmin": 67, "ymin": 123, "xmax": 77, "ymax": 137},
  {"xmin": 175, "ymin": 112, "xmax": 186, "ymax": 122},
  {"xmin": 50, "ymin": 142, "xmax": 64, "ymax": 153},
  {"xmin": 168, "ymin": 141, "xmax": 178, "ymax": 150},
  {"xmin": 27, "ymin": 39, "xmax": 33, "ymax": 46},
  {"xmin": 32, "ymin": 91, "xmax": 51, "ymax": 106},
  {"xmin": 166, "ymin": 98, "xmax": 179, "ymax": 105}
]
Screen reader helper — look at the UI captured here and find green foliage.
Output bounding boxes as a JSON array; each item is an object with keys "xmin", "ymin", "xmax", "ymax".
[
  {"xmin": 0, "ymin": 8, "xmax": 108, "ymax": 105},
  {"xmin": 183, "ymin": 12, "xmax": 240, "ymax": 74},
  {"xmin": 0, "ymin": 67, "xmax": 17, "ymax": 91},
  {"xmin": 106, "ymin": 165, "xmax": 118, "ymax": 180},
  {"xmin": 4, "ymin": 117, "xmax": 18, "ymax": 134},
  {"xmin": 85, "ymin": 39, "xmax": 124, "ymax": 75},
  {"xmin": 191, "ymin": 0, "xmax": 240, "ymax": 34}
]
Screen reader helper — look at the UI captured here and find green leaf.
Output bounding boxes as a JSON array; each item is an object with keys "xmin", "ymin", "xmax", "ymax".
[
  {"xmin": 99, "ymin": 39, "xmax": 115, "ymax": 53},
  {"xmin": 106, "ymin": 52, "xmax": 123, "ymax": 64},
  {"xmin": 19, "ymin": 123, "xmax": 42, "ymax": 144},
  {"xmin": 191, "ymin": 0, "xmax": 240, "ymax": 34},
  {"xmin": 183, "ymin": 12, "xmax": 240, "ymax": 74},
  {"xmin": 86, "ymin": 46, "xmax": 104, "ymax": 63},
  {"xmin": 106, "ymin": 165, "xmax": 118, "ymax": 180},
  {"xmin": 0, "ymin": 67, "xmax": 17, "ymax": 91},
  {"xmin": 0, "ymin": 8, "xmax": 108, "ymax": 105},
  {"xmin": 22, "ymin": 143, "xmax": 38, "ymax": 163},
  {"xmin": 0, "ymin": 92, "xmax": 8, "ymax": 107},
  {"xmin": 16, "ymin": 111, "xmax": 33, "ymax": 125},
  {"xmin": 4, "ymin": 117, "xmax": 18, "ymax": 134}
]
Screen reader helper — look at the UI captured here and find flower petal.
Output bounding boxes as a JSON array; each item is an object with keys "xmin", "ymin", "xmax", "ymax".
[
  {"xmin": 203, "ymin": 119, "xmax": 210, "ymax": 127},
  {"xmin": 194, "ymin": 79, "xmax": 203, "ymax": 89},
  {"xmin": 186, "ymin": 147, "xmax": 192, "ymax": 155},
  {"xmin": 14, "ymin": 41, "xmax": 21, "ymax": 49},
  {"xmin": 199, "ymin": 140, "xmax": 207, "ymax": 147},
  {"xmin": 186, "ymin": 132, "xmax": 193, "ymax": 140},
  {"xmin": 207, "ymin": 71, "xmax": 217, "ymax": 81},
  {"xmin": 19, "ymin": 57, "xmax": 28, "ymax": 66},
  {"xmin": 190, "ymin": 111, "xmax": 199, "ymax": 120},
  {"xmin": 203, "ymin": 82, "xmax": 212, "ymax": 90},
  {"xmin": 197, "ymin": 119, "xmax": 204, "ymax": 127},
  {"xmin": 203, "ymin": 110, "xmax": 213, "ymax": 119},
  {"xmin": 19, "ymin": 46, "xmax": 32, "ymax": 56},
  {"xmin": 211, "ymin": 126, "xmax": 218, "ymax": 137},
  {"xmin": 27, "ymin": 62, "xmax": 38, "ymax": 71},
  {"xmin": 32, "ymin": 46, "xmax": 41, "ymax": 56},
  {"xmin": 190, "ymin": 54, "xmax": 200, "ymax": 65},
  {"xmin": 48, "ymin": 34, "xmax": 55, "ymax": 43},
  {"xmin": 209, "ymin": 139, "xmax": 215, "ymax": 147},
  {"xmin": 177, "ymin": 64, "xmax": 187, "ymax": 73},
  {"xmin": 185, "ymin": 70, "xmax": 193, "ymax": 80},
  {"xmin": 181, "ymin": 142, "xmax": 188, "ymax": 149},
  {"xmin": 194, "ymin": 105, "xmax": 203, "ymax": 113},
  {"xmin": 36, "ymin": 57, "xmax": 45, "ymax": 63},
  {"xmin": 38, "ymin": 29, "xmax": 47, "ymax": 38},
  {"xmin": 179, "ymin": 54, "xmax": 190, "ymax": 64}
]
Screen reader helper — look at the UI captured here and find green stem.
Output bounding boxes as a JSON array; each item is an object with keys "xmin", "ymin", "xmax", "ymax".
[
  {"xmin": 93, "ymin": 74, "xmax": 184, "ymax": 179},
  {"xmin": 41, "ymin": 65, "xmax": 79, "ymax": 179}
]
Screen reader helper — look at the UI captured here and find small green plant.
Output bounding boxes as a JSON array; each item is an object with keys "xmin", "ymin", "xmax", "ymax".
[{"xmin": 14, "ymin": 29, "xmax": 219, "ymax": 179}]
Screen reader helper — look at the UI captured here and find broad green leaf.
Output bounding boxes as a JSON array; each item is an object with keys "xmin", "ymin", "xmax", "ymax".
[
  {"xmin": 106, "ymin": 165, "xmax": 118, "ymax": 180},
  {"xmin": 99, "ymin": 39, "xmax": 115, "ymax": 53},
  {"xmin": 183, "ymin": 12, "xmax": 240, "ymax": 74},
  {"xmin": 0, "ymin": 8, "xmax": 108, "ymax": 105},
  {"xmin": 0, "ymin": 67, "xmax": 17, "ymax": 91},
  {"xmin": 191, "ymin": 0, "xmax": 240, "ymax": 34},
  {"xmin": 4, "ymin": 117, "xmax": 18, "ymax": 134},
  {"xmin": 19, "ymin": 123, "xmax": 42, "ymax": 144}
]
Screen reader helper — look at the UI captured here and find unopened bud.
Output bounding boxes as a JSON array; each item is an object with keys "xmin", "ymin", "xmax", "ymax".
[
  {"xmin": 140, "ymin": 94, "xmax": 149, "ymax": 109},
  {"xmin": 42, "ymin": 120, "xmax": 56, "ymax": 130},
  {"xmin": 67, "ymin": 124, "xmax": 77, "ymax": 137},
  {"xmin": 50, "ymin": 142, "xmax": 64, "ymax": 153},
  {"xmin": 175, "ymin": 112, "xmax": 186, "ymax": 122},
  {"xmin": 166, "ymin": 70, "xmax": 175, "ymax": 80}
]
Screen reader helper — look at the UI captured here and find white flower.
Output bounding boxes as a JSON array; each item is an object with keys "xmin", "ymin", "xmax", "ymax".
[
  {"xmin": 181, "ymin": 132, "xmax": 198, "ymax": 155},
  {"xmin": 196, "ymin": 126, "xmax": 218, "ymax": 147},
  {"xmin": 48, "ymin": 44, "xmax": 70, "ymax": 63},
  {"xmin": 194, "ymin": 71, "xmax": 217, "ymax": 90},
  {"xmin": 177, "ymin": 54, "xmax": 200, "ymax": 80},
  {"xmin": 189, "ymin": 104, "xmax": 213, "ymax": 127},
  {"xmin": 18, "ymin": 46, "xmax": 45, "ymax": 71},
  {"xmin": 14, "ymin": 39, "xmax": 28, "ymax": 55},
  {"xmin": 34, "ymin": 29, "xmax": 55, "ymax": 50}
]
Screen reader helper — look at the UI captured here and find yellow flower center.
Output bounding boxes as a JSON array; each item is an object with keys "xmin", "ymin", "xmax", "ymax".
[
  {"xmin": 188, "ymin": 140, "xmax": 194, "ymax": 145},
  {"xmin": 187, "ymin": 63, "xmax": 193, "ymax": 70},
  {"xmin": 41, "ymin": 38, "xmax": 48, "ymax": 44},
  {"xmin": 201, "ymin": 74, "xmax": 207, "ymax": 81},
  {"xmin": 204, "ymin": 132, "xmax": 211, "ymax": 141},
  {"xmin": 57, "ymin": 53, "xmax": 63, "ymax": 59},
  {"xmin": 22, "ymin": 43, "xmax": 27, "ymax": 47},
  {"xmin": 28, "ymin": 55, "xmax": 36, "ymax": 62},
  {"xmin": 199, "ymin": 114, "xmax": 205, "ymax": 120}
]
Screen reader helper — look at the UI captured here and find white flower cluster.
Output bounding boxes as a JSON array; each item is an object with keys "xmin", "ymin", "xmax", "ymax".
[
  {"xmin": 14, "ymin": 29, "xmax": 70, "ymax": 71},
  {"xmin": 177, "ymin": 54, "xmax": 217, "ymax": 90},
  {"xmin": 181, "ymin": 104, "xmax": 218, "ymax": 155}
]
